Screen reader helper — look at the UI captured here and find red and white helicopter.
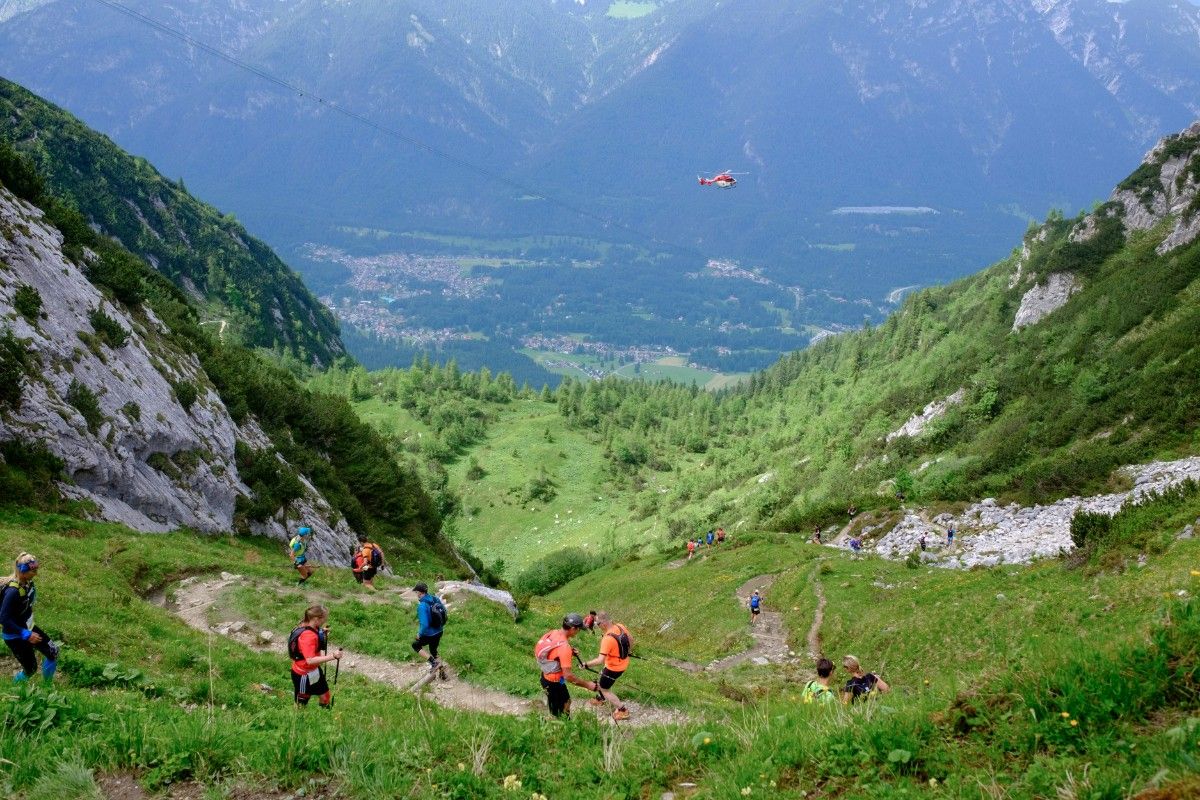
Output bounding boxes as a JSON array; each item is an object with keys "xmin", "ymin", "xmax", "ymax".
[{"xmin": 698, "ymin": 169, "xmax": 747, "ymax": 189}]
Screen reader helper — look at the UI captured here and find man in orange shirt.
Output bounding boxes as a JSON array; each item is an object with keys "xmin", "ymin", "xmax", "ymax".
[
  {"xmin": 288, "ymin": 604, "xmax": 342, "ymax": 708},
  {"xmin": 583, "ymin": 610, "xmax": 632, "ymax": 721},
  {"xmin": 534, "ymin": 613, "xmax": 597, "ymax": 717}
]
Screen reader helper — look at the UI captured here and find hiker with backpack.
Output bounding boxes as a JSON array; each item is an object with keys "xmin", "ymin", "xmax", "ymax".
[
  {"xmin": 686, "ymin": 539, "xmax": 696, "ymax": 560},
  {"xmin": 534, "ymin": 613, "xmax": 598, "ymax": 718},
  {"xmin": 582, "ymin": 610, "xmax": 598, "ymax": 633},
  {"xmin": 289, "ymin": 526, "xmax": 315, "ymax": 585},
  {"xmin": 800, "ymin": 658, "xmax": 837, "ymax": 705},
  {"xmin": 1, "ymin": 553, "xmax": 60, "ymax": 683},
  {"xmin": 581, "ymin": 611, "xmax": 632, "ymax": 721},
  {"xmin": 840, "ymin": 654, "xmax": 890, "ymax": 704},
  {"xmin": 716, "ymin": 527, "xmax": 726, "ymax": 544},
  {"xmin": 749, "ymin": 589, "xmax": 762, "ymax": 625},
  {"xmin": 412, "ymin": 582, "xmax": 447, "ymax": 675},
  {"xmin": 352, "ymin": 538, "xmax": 384, "ymax": 591},
  {"xmin": 288, "ymin": 604, "xmax": 341, "ymax": 708},
  {"xmin": 706, "ymin": 530, "xmax": 714, "ymax": 547}
]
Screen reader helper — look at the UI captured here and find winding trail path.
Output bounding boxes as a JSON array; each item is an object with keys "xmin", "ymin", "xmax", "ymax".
[
  {"xmin": 157, "ymin": 574, "xmax": 686, "ymax": 726},
  {"xmin": 805, "ymin": 562, "xmax": 827, "ymax": 659},
  {"xmin": 705, "ymin": 575, "xmax": 795, "ymax": 671}
]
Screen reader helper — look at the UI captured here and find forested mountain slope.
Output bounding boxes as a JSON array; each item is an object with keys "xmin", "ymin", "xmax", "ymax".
[
  {"xmin": 328, "ymin": 122, "xmax": 1200, "ymax": 575},
  {"xmin": 0, "ymin": 78, "xmax": 345, "ymax": 366}
]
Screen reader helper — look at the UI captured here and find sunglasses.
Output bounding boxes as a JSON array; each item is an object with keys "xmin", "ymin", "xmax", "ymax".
[{"xmin": 18, "ymin": 560, "xmax": 38, "ymax": 573}]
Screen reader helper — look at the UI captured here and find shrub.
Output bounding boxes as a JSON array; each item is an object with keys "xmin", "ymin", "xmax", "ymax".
[
  {"xmin": 13, "ymin": 284, "xmax": 42, "ymax": 323},
  {"xmin": 0, "ymin": 139, "xmax": 45, "ymax": 202},
  {"xmin": 513, "ymin": 547, "xmax": 604, "ymax": 596},
  {"xmin": 172, "ymin": 380, "xmax": 199, "ymax": 412},
  {"xmin": 1069, "ymin": 510, "xmax": 1112, "ymax": 549},
  {"xmin": 0, "ymin": 438, "xmax": 64, "ymax": 509},
  {"xmin": 120, "ymin": 401, "xmax": 141, "ymax": 422},
  {"xmin": 0, "ymin": 328, "xmax": 30, "ymax": 410},
  {"xmin": 66, "ymin": 379, "xmax": 104, "ymax": 433},
  {"xmin": 465, "ymin": 457, "xmax": 487, "ymax": 480},
  {"xmin": 88, "ymin": 307, "xmax": 128, "ymax": 348},
  {"xmin": 524, "ymin": 473, "xmax": 558, "ymax": 504}
]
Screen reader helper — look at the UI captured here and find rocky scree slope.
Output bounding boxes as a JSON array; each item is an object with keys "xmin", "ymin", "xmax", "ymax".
[{"xmin": 0, "ymin": 185, "xmax": 357, "ymax": 559}]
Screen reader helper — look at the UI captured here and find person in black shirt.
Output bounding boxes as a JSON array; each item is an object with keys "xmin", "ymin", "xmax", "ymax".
[{"xmin": 841, "ymin": 654, "xmax": 890, "ymax": 704}]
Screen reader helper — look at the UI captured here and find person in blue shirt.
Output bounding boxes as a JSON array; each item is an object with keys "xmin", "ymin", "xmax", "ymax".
[
  {"xmin": 748, "ymin": 590, "xmax": 762, "ymax": 625},
  {"xmin": 289, "ymin": 526, "xmax": 315, "ymax": 585},
  {"xmin": 706, "ymin": 530, "xmax": 714, "ymax": 546},
  {"xmin": 1, "ymin": 553, "xmax": 59, "ymax": 682},
  {"xmin": 412, "ymin": 582, "xmax": 446, "ymax": 675}
]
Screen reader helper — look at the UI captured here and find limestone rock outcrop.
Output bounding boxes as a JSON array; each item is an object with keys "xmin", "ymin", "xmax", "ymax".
[{"xmin": 0, "ymin": 187, "xmax": 356, "ymax": 562}]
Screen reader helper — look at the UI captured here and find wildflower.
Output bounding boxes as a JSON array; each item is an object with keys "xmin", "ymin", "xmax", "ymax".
[
  {"xmin": 457, "ymin": 763, "xmax": 465, "ymax": 771},
  {"xmin": 703, "ymin": 737, "xmax": 712, "ymax": 745},
  {"xmin": 1060, "ymin": 711, "xmax": 1070, "ymax": 718},
  {"xmin": 1191, "ymin": 570, "xmax": 1200, "ymax": 577},
  {"xmin": 741, "ymin": 788, "xmax": 752, "ymax": 797},
  {"xmin": 929, "ymin": 778, "xmax": 938, "ymax": 787},
  {"xmin": 503, "ymin": 774, "xmax": 523, "ymax": 792},
  {"xmin": 1070, "ymin": 720, "xmax": 1078, "ymax": 727},
  {"xmin": 531, "ymin": 794, "xmax": 549, "ymax": 800}
]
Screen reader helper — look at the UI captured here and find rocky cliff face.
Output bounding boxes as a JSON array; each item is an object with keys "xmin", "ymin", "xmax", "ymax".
[{"xmin": 0, "ymin": 186, "xmax": 355, "ymax": 562}]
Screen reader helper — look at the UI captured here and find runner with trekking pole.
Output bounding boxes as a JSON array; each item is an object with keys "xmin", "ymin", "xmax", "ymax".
[
  {"xmin": 288, "ymin": 604, "xmax": 341, "ymax": 709},
  {"xmin": 580, "ymin": 610, "xmax": 633, "ymax": 721}
]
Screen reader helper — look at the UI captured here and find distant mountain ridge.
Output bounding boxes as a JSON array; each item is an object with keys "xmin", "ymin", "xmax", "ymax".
[{"xmin": 1, "ymin": 0, "xmax": 1198, "ymax": 361}]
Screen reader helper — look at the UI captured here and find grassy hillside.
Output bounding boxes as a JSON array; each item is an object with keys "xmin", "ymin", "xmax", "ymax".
[
  {"xmin": 0, "ymin": 494, "xmax": 1197, "ymax": 798},
  {"xmin": 0, "ymin": 78, "xmax": 344, "ymax": 366}
]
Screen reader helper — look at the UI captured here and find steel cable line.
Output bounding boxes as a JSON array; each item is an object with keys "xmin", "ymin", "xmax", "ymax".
[{"xmin": 87, "ymin": 0, "xmax": 705, "ymax": 260}]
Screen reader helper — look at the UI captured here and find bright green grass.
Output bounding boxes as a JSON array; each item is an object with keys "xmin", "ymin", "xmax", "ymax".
[
  {"xmin": 548, "ymin": 533, "xmax": 821, "ymax": 663},
  {"xmin": 607, "ymin": 1, "xmax": 657, "ymax": 18},
  {"xmin": 1, "ymin": 509, "xmax": 1198, "ymax": 798},
  {"xmin": 449, "ymin": 399, "xmax": 686, "ymax": 575}
]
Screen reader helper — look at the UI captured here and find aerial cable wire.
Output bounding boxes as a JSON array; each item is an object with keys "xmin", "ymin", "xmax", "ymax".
[{"xmin": 87, "ymin": 0, "xmax": 705, "ymax": 260}]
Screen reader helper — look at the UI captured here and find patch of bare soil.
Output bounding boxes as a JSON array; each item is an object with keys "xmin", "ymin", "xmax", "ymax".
[{"xmin": 98, "ymin": 773, "xmax": 340, "ymax": 800}]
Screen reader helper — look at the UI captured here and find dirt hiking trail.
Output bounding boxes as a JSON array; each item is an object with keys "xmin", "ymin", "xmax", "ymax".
[
  {"xmin": 706, "ymin": 575, "xmax": 796, "ymax": 671},
  {"xmin": 805, "ymin": 562, "xmax": 827, "ymax": 659},
  {"xmin": 157, "ymin": 574, "xmax": 686, "ymax": 726}
]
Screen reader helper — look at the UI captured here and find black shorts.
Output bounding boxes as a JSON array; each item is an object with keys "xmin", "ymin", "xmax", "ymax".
[
  {"xmin": 411, "ymin": 632, "xmax": 442, "ymax": 658},
  {"xmin": 541, "ymin": 676, "xmax": 570, "ymax": 716},
  {"xmin": 3, "ymin": 627, "xmax": 56, "ymax": 676},
  {"xmin": 353, "ymin": 566, "xmax": 377, "ymax": 583},
  {"xmin": 291, "ymin": 668, "xmax": 329, "ymax": 703},
  {"xmin": 599, "ymin": 667, "xmax": 624, "ymax": 691},
  {"xmin": 751, "ymin": 608, "xmax": 761, "ymax": 615}
]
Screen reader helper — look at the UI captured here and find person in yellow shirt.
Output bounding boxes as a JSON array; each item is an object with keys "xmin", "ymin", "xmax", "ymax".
[{"xmin": 583, "ymin": 610, "xmax": 632, "ymax": 721}]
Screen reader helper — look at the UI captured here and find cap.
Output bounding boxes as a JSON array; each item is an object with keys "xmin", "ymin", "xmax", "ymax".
[
  {"xmin": 298, "ymin": 526, "xmax": 312, "ymax": 536},
  {"xmin": 413, "ymin": 582, "xmax": 428, "ymax": 594},
  {"xmin": 563, "ymin": 612, "xmax": 585, "ymax": 629}
]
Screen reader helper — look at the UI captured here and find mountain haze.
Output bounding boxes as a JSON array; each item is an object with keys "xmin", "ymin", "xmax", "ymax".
[{"xmin": 2, "ymin": 1, "xmax": 1197, "ymax": 312}]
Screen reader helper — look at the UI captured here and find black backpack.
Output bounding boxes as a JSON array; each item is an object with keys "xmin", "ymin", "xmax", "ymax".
[
  {"xmin": 369, "ymin": 543, "xmax": 384, "ymax": 568},
  {"xmin": 287, "ymin": 625, "xmax": 325, "ymax": 661},
  {"xmin": 607, "ymin": 626, "xmax": 631, "ymax": 660},
  {"xmin": 427, "ymin": 596, "xmax": 448, "ymax": 629}
]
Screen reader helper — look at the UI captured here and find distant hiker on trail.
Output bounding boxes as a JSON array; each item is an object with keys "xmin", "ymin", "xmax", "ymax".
[
  {"xmin": 847, "ymin": 505, "xmax": 858, "ymax": 518},
  {"xmin": 706, "ymin": 530, "xmax": 715, "ymax": 546},
  {"xmin": 352, "ymin": 538, "xmax": 383, "ymax": 591},
  {"xmin": 801, "ymin": 658, "xmax": 837, "ymax": 705},
  {"xmin": 583, "ymin": 611, "xmax": 598, "ymax": 633},
  {"xmin": 1, "ymin": 553, "xmax": 59, "ymax": 683},
  {"xmin": 687, "ymin": 539, "xmax": 697, "ymax": 560},
  {"xmin": 289, "ymin": 526, "xmax": 315, "ymax": 585},
  {"xmin": 289, "ymin": 604, "xmax": 341, "ymax": 708},
  {"xmin": 582, "ymin": 611, "xmax": 633, "ymax": 721},
  {"xmin": 947, "ymin": 526, "xmax": 956, "ymax": 547},
  {"xmin": 919, "ymin": 534, "xmax": 927, "ymax": 552},
  {"xmin": 812, "ymin": 528, "xmax": 822, "ymax": 545},
  {"xmin": 534, "ymin": 613, "xmax": 599, "ymax": 718},
  {"xmin": 716, "ymin": 527, "xmax": 726, "ymax": 544},
  {"xmin": 749, "ymin": 590, "xmax": 762, "ymax": 625},
  {"xmin": 841, "ymin": 655, "xmax": 890, "ymax": 704},
  {"xmin": 849, "ymin": 537, "xmax": 862, "ymax": 554},
  {"xmin": 412, "ymin": 582, "xmax": 447, "ymax": 675}
]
